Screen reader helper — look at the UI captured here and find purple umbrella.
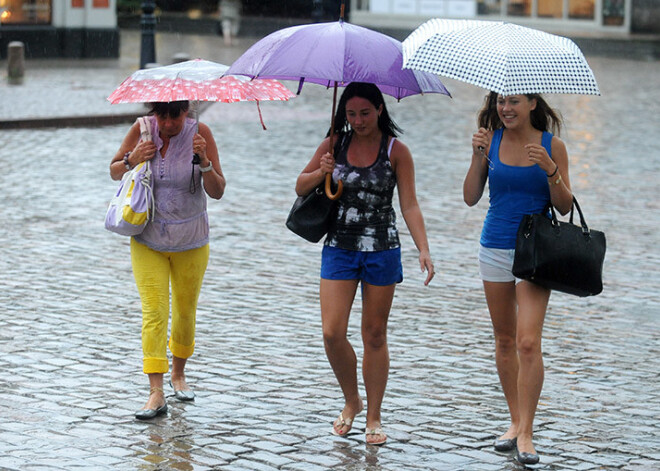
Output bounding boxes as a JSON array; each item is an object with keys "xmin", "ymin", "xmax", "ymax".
[{"xmin": 226, "ymin": 7, "xmax": 450, "ymax": 198}]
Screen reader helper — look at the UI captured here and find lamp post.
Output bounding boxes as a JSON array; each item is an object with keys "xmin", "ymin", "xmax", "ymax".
[
  {"xmin": 140, "ymin": 1, "xmax": 156, "ymax": 69},
  {"xmin": 311, "ymin": 0, "xmax": 324, "ymax": 23}
]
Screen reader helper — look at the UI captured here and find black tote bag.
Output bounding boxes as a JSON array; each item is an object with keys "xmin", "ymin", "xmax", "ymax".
[
  {"xmin": 512, "ymin": 196, "xmax": 606, "ymax": 297},
  {"xmin": 285, "ymin": 183, "xmax": 337, "ymax": 243}
]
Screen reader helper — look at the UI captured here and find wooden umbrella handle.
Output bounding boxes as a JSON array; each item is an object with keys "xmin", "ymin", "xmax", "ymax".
[
  {"xmin": 325, "ymin": 173, "xmax": 343, "ymax": 200},
  {"xmin": 326, "ymin": 82, "xmax": 343, "ymax": 200}
]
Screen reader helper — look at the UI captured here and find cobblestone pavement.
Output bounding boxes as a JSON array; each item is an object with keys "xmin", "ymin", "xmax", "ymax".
[{"xmin": 0, "ymin": 31, "xmax": 659, "ymax": 470}]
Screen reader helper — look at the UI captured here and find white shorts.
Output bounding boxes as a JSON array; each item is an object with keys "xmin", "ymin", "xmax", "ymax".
[{"xmin": 478, "ymin": 245, "xmax": 518, "ymax": 283}]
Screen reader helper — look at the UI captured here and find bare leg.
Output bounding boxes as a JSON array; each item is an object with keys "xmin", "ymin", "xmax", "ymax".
[
  {"xmin": 321, "ymin": 278, "xmax": 364, "ymax": 435},
  {"xmin": 143, "ymin": 373, "xmax": 165, "ymax": 410},
  {"xmin": 483, "ymin": 280, "xmax": 519, "ymax": 440},
  {"xmin": 171, "ymin": 355, "xmax": 190, "ymax": 391},
  {"xmin": 514, "ymin": 281, "xmax": 550, "ymax": 455},
  {"xmin": 360, "ymin": 282, "xmax": 395, "ymax": 444}
]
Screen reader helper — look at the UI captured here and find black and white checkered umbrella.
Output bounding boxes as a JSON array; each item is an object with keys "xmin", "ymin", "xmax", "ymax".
[{"xmin": 403, "ymin": 18, "xmax": 600, "ymax": 96}]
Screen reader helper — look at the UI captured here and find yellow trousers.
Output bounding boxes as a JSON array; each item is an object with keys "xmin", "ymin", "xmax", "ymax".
[{"xmin": 131, "ymin": 238, "xmax": 209, "ymax": 374}]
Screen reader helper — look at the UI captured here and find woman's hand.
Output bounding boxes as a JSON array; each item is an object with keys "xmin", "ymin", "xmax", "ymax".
[
  {"xmin": 472, "ymin": 127, "xmax": 489, "ymax": 156},
  {"xmin": 193, "ymin": 133, "xmax": 208, "ymax": 161},
  {"xmin": 319, "ymin": 152, "xmax": 335, "ymax": 175},
  {"xmin": 131, "ymin": 140, "xmax": 157, "ymax": 166},
  {"xmin": 420, "ymin": 250, "xmax": 435, "ymax": 286},
  {"xmin": 525, "ymin": 143, "xmax": 555, "ymax": 175}
]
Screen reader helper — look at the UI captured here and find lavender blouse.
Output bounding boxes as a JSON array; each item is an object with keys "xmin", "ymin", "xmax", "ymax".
[{"xmin": 134, "ymin": 116, "xmax": 209, "ymax": 252}]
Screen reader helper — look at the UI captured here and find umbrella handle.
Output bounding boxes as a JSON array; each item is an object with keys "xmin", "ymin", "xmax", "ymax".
[
  {"xmin": 325, "ymin": 82, "xmax": 343, "ymax": 200},
  {"xmin": 325, "ymin": 174, "xmax": 343, "ymax": 200}
]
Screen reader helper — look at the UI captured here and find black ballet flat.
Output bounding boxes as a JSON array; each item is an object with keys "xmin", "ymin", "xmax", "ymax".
[
  {"xmin": 135, "ymin": 403, "xmax": 168, "ymax": 420},
  {"xmin": 516, "ymin": 450, "xmax": 540, "ymax": 465},
  {"xmin": 494, "ymin": 437, "xmax": 517, "ymax": 452}
]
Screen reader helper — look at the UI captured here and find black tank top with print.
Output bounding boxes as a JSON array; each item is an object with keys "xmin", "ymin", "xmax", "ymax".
[{"xmin": 325, "ymin": 131, "xmax": 400, "ymax": 252}]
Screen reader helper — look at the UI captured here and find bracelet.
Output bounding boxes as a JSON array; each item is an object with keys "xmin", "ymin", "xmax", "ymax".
[
  {"xmin": 123, "ymin": 152, "xmax": 131, "ymax": 170},
  {"xmin": 546, "ymin": 165, "xmax": 558, "ymax": 178},
  {"xmin": 552, "ymin": 174, "xmax": 562, "ymax": 185},
  {"xmin": 199, "ymin": 163, "xmax": 213, "ymax": 173}
]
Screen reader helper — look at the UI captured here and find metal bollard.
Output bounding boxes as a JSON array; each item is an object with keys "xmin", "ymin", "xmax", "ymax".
[
  {"xmin": 140, "ymin": 1, "xmax": 157, "ymax": 69},
  {"xmin": 171, "ymin": 53, "xmax": 190, "ymax": 64},
  {"xmin": 7, "ymin": 41, "xmax": 25, "ymax": 85}
]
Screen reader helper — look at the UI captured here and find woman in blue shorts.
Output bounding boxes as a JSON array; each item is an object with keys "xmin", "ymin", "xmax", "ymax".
[
  {"xmin": 295, "ymin": 82, "xmax": 435, "ymax": 446},
  {"xmin": 463, "ymin": 92, "xmax": 574, "ymax": 464}
]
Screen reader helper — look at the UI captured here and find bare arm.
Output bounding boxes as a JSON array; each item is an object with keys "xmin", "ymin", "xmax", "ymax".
[
  {"xmin": 109, "ymin": 122, "xmax": 157, "ymax": 181},
  {"xmin": 196, "ymin": 122, "xmax": 226, "ymax": 200},
  {"xmin": 463, "ymin": 127, "xmax": 491, "ymax": 207},
  {"xmin": 525, "ymin": 136, "xmax": 572, "ymax": 215},
  {"xmin": 392, "ymin": 140, "xmax": 434, "ymax": 286},
  {"xmin": 295, "ymin": 137, "xmax": 334, "ymax": 196}
]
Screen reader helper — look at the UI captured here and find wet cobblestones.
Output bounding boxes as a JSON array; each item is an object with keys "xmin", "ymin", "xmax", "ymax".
[{"xmin": 0, "ymin": 31, "xmax": 658, "ymax": 470}]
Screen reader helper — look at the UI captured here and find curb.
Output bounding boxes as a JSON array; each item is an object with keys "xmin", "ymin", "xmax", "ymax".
[
  {"xmin": 0, "ymin": 103, "xmax": 213, "ymax": 130},
  {"xmin": 0, "ymin": 113, "xmax": 143, "ymax": 130}
]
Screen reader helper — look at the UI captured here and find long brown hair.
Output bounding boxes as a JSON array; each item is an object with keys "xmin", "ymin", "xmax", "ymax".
[{"xmin": 477, "ymin": 92, "xmax": 563, "ymax": 135}]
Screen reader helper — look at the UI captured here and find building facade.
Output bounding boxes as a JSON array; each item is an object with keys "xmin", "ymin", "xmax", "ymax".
[
  {"xmin": 349, "ymin": 0, "xmax": 658, "ymax": 35},
  {"xmin": 0, "ymin": 0, "xmax": 119, "ymax": 58}
]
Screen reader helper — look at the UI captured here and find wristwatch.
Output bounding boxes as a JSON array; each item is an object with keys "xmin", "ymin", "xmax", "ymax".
[
  {"xmin": 123, "ymin": 152, "xmax": 131, "ymax": 170},
  {"xmin": 199, "ymin": 162, "xmax": 213, "ymax": 173}
]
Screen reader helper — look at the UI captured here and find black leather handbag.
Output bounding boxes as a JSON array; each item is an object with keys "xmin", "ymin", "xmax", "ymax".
[
  {"xmin": 512, "ymin": 196, "xmax": 606, "ymax": 297},
  {"xmin": 286, "ymin": 183, "xmax": 337, "ymax": 243}
]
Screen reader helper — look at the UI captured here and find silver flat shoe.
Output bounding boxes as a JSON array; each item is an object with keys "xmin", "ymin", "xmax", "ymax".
[
  {"xmin": 135, "ymin": 403, "xmax": 167, "ymax": 420},
  {"xmin": 494, "ymin": 437, "xmax": 517, "ymax": 451},
  {"xmin": 169, "ymin": 379, "xmax": 195, "ymax": 401},
  {"xmin": 516, "ymin": 450, "xmax": 540, "ymax": 465}
]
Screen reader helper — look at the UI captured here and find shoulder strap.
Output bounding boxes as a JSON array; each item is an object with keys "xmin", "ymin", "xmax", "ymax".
[
  {"xmin": 541, "ymin": 131, "xmax": 553, "ymax": 159},
  {"xmin": 137, "ymin": 116, "xmax": 152, "ymax": 142},
  {"xmin": 387, "ymin": 137, "xmax": 396, "ymax": 157},
  {"xmin": 333, "ymin": 131, "xmax": 350, "ymax": 163}
]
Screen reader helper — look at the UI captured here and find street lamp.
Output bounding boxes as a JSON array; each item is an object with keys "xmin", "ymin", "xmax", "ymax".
[
  {"xmin": 311, "ymin": 0, "xmax": 323, "ymax": 23},
  {"xmin": 140, "ymin": 1, "xmax": 156, "ymax": 69}
]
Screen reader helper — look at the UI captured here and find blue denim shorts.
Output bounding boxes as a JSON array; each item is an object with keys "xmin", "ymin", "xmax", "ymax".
[{"xmin": 321, "ymin": 246, "xmax": 403, "ymax": 286}]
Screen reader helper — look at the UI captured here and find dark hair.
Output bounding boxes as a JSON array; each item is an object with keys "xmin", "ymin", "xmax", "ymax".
[
  {"xmin": 327, "ymin": 82, "xmax": 402, "ymax": 138},
  {"xmin": 149, "ymin": 101, "xmax": 190, "ymax": 118},
  {"xmin": 477, "ymin": 92, "xmax": 563, "ymax": 135}
]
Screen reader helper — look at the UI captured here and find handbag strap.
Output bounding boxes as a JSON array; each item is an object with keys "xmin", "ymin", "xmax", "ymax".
[
  {"xmin": 568, "ymin": 196, "xmax": 590, "ymax": 234},
  {"xmin": 137, "ymin": 116, "xmax": 152, "ymax": 142},
  {"xmin": 136, "ymin": 116, "xmax": 155, "ymax": 222}
]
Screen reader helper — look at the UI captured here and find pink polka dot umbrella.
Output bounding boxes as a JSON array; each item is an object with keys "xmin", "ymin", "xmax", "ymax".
[{"xmin": 108, "ymin": 59, "xmax": 295, "ymax": 129}]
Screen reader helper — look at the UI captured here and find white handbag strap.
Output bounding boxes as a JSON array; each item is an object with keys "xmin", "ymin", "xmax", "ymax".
[
  {"xmin": 136, "ymin": 116, "xmax": 155, "ymax": 221},
  {"xmin": 137, "ymin": 116, "xmax": 152, "ymax": 142}
]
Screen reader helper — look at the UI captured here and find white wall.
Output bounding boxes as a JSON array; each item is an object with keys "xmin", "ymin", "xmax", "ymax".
[
  {"xmin": 369, "ymin": 0, "xmax": 477, "ymax": 17},
  {"xmin": 51, "ymin": 0, "xmax": 117, "ymax": 28}
]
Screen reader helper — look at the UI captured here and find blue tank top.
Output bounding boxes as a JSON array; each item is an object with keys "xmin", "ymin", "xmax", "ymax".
[
  {"xmin": 325, "ymin": 131, "xmax": 400, "ymax": 252},
  {"xmin": 480, "ymin": 128, "xmax": 553, "ymax": 249}
]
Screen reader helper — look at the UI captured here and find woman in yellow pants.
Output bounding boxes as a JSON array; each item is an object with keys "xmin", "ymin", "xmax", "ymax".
[{"xmin": 110, "ymin": 101, "xmax": 225, "ymax": 419}]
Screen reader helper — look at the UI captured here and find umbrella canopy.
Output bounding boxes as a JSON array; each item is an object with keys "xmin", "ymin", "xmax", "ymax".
[
  {"xmin": 225, "ymin": 20, "xmax": 451, "ymax": 100},
  {"xmin": 402, "ymin": 18, "xmax": 600, "ymax": 96},
  {"xmin": 108, "ymin": 59, "xmax": 295, "ymax": 104},
  {"xmin": 226, "ymin": 18, "xmax": 450, "ymax": 198}
]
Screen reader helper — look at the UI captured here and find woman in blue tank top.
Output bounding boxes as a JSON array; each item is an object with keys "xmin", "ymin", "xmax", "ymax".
[
  {"xmin": 295, "ymin": 83, "xmax": 435, "ymax": 446},
  {"xmin": 463, "ymin": 92, "xmax": 574, "ymax": 465}
]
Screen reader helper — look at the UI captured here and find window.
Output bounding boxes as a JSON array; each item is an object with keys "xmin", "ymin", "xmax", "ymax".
[
  {"xmin": 0, "ymin": 0, "xmax": 52, "ymax": 24},
  {"xmin": 477, "ymin": 0, "xmax": 501, "ymax": 15},
  {"xmin": 507, "ymin": 0, "xmax": 531, "ymax": 16},
  {"xmin": 602, "ymin": 0, "xmax": 624, "ymax": 25},
  {"xmin": 569, "ymin": 0, "xmax": 595, "ymax": 19},
  {"xmin": 538, "ymin": 0, "xmax": 562, "ymax": 18}
]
